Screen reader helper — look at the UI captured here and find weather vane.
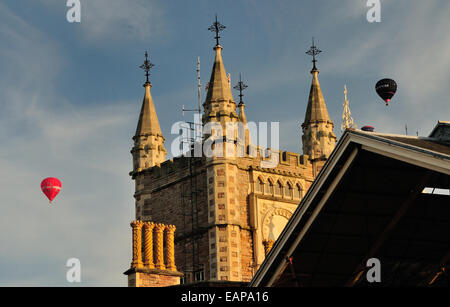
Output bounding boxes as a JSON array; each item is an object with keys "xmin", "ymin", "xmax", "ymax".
[
  {"xmin": 233, "ymin": 73, "xmax": 248, "ymax": 104},
  {"xmin": 208, "ymin": 14, "xmax": 226, "ymax": 46},
  {"xmin": 306, "ymin": 37, "xmax": 322, "ymax": 71},
  {"xmin": 140, "ymin": 51, "xmax": 155, "ymax": 85}
]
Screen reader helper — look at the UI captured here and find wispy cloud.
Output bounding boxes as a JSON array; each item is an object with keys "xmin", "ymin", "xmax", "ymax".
[
  {"xmin": 0, "ymin": 2, "xmax": 134, "ymax": 286},
  {"xmin": 79, "ymin": 0, "xmax": 167, "ymax": 43},
  {"xmin": 1, "ymin": 0, "xmax": 449, "ymax": 287}
]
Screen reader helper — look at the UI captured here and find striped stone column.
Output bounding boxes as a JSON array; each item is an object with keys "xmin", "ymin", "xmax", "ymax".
[
  {"xmin": 143, "ymin": 222, "xmax": 155, "ymax": 268},
  {"xmin": 130, "ymin": 220, "xmax": 144, "ymax": 268},
  {"xmin": 165, "ymin": 225, "xmax": 177, "ymax": 271},
  {"xmin": 154, "ymin": 223, "xmax": 166, "ymax": 270}
]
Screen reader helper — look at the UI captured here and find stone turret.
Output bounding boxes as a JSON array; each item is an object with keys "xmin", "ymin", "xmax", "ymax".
[
  {"xmin": 301, "ymin": 41, "xmax": 337, "ymax": 163},
  {"xmin": 202, "ymin": 44, "xmax": 239, "ymax": 140},
  {"xmin": 235, "ymin": 74, "xmax": 251, "ymax": 148},
  {"xmin": 131, "ymin": 52, "xmax": 166, "ymax": 173}
]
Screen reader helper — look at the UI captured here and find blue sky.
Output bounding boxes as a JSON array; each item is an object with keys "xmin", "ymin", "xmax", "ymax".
[{"xmin": 0, "ymin": 0, "xmax": 449, "ymax": 286}]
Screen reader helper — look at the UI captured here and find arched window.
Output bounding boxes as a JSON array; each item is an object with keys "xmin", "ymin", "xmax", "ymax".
[
  {"xmin": 275, "ymin": 181, "xmax": 282, "ymax": 195},
  {"xmin": 265, "ymin": 179, "xmax": 274, "ymax": 195},
  {"xmin": 285, "ymin": 182, "xmax": 293, "ymax": 198},
  {"xmin": 293, "ymin": 183, "xmax": 302, "ymax": 199},
  {"xmin": 256, "ymin": 178, "xmax": 264, "ymax": 193}
]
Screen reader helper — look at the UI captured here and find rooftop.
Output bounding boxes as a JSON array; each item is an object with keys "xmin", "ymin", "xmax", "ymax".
[{"xmin": 250, "ymin": 121, "xmax": 450, "ymax": 287}]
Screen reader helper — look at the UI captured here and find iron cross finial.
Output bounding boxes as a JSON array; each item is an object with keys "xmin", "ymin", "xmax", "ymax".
[
  {"xmin": 140, "ymin": 50, "xmax": 155, "ymax": 85},
  {"xmin": 306, "ymin": 37, "xmax": 322, "ymax": 72},
  {"xmin": 208, "ymin": 14, "xmax": 226, "ymax": 46},
  {"xmin": 233, "ymin": 73, "xmax": 248, "ymax": 104}
]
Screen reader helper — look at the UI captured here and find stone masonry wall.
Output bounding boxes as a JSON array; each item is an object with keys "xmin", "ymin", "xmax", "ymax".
[{"xmin": 131, "ymin": 149, "xmax": 316, "ymax": 284}]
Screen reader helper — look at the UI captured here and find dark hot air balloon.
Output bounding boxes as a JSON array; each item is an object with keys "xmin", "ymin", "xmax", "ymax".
[
  {"xmin": 362, "ymin": 125, "xmax": 375, "ymax": 132},
  {"xmin": 41, "ymin": 177, "xmax": 62, "ymax": 203},
  {"xmin": 376, "ymin": 78, "xmax": 397, "ymax": 106}
]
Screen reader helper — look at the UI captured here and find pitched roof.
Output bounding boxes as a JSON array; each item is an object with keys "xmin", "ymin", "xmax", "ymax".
[
  {"xmin": 378, "ymin": 135, "xmax": 450, "ymax": 156},
  {"xmin": 429, "ymin": 121, "xmax": 450, "ymax": 143},
  {"xmin": 250, "ymin": 128, "xmax": 450, "ymax": 287}
]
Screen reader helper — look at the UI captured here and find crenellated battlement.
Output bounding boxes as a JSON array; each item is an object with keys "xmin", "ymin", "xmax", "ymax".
[
  {"xmin": 131, "ymin": 145, "xmax": 311, "ymax": 183},
  {"xmin": 131, "ymin": 141, "xmax": 311, "ymax": 180},
  {"xmin": 131, "ymin": 155, "xmax": 203, "ymax": 180}
]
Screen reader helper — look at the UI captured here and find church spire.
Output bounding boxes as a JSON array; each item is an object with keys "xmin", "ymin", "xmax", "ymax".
[
  {"xmin": 303, "ymin": 38, "xmax": 332, "ymax": 124},
  {"xmin": 301, "ymin": 40, "xmax": 336, "ymax": 161},
  {"xmin": 234, "ymin": 74, "xmax": 251, "ymax": 148},
  {"xmin": 203, "ymin": 44, "xmax": 235, "ymax": 105},
  {"xmin": 132, "ymin": 51, "xmax": 166, "ymax": 173},
  {"xmin": 203, "ymin": 16, "xmax": 238, "ymax": 126},
  {"xmin": 303, "ymin": 66, "xmax": 332, "ymax": 125},
  {"xmin": 135, "ymin": 51, "xmax": 163, "ymax": 138},
  {"xmin": 234, "ymin": 73, "xmax": 248, "ymax": 123}
]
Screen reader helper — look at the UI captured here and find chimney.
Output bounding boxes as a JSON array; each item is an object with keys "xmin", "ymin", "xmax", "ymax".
[{"xmin": 124, "ymin": 221, "xmax": 183, "ymax": 287}]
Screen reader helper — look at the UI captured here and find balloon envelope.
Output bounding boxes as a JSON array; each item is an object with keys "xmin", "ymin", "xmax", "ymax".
[
  {"xmin": 41, "ymin": 177, "xmax": 61, "ymax": 203},
  {"xmin": 376, "ymin": 78, "xmax": 397, "ymax": 105}
]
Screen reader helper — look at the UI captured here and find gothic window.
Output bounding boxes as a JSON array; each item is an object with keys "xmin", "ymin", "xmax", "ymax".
[
  {"xmin": 195, "ymin": 270, "xmax": 205, "ymax": 282},
  {"xmin": 285, "ymin": 182, "xmax": 293, "ymax": 198},
  {"xmin": 256, "ymin": 178, "xmax": 264, "ymax": 193},
  {"xmin": 264, "ymin": 181, "xmax": 269, "ymax": 194},
  {"xmin": 293, "ymin": 183, "xmax": 302, "ymax": 199},
  {"xmin": 275, "ymin": 180, "xmax": 282, "ymax": 196},
  {"xmin": 265, "ymin": 179, "xmax": 274, "ymax": 195}
]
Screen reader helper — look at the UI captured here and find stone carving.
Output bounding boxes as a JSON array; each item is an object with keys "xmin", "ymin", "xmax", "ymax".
[
  {"xmin": 262, "ymin": 239, "xmax": 275, "ymax": 256},
  {"xmin": 130, "ymin": 220, "xmax": 178, "ymax": 272},
  {"xmin": 262, "ymin": 207, "xmax": 292, "ymax": 241},
  {"xmin": 131, "ymin": 220, "xmax": 144, "ymax": 268},
  {"xmin": 165, "ymin": 225, "xmax": 177, "ymax": 271},
  {"xmin": 143, "ymin": 222, "xmax": 155, "ymax": 268},
  {"xmin": 154, "ymin": 223, "xmax": 166, "ymax": 270}
]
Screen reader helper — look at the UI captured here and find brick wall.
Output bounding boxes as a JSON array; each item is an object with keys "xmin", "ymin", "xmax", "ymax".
[{"xmin": 127, "ymin": 270, "xmax": 183, "ymax": 287}]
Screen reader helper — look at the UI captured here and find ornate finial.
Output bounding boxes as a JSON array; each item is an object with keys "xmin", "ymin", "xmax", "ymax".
[
  {"xmin": 140, "ymin": 51, "xmax": 155, "ymax": 86},
  {"xmin": 341, "ymin": 85, "xmax": 356, "ymax": 132},
  {"xmin": 233, "ymin": 73, "xmax": 248, "ymax": 105},
  {"xmin": 208, "ymin": 14, "xmax": 226, "ymax": 46},
  {"xmin": 306, "ymin": 37, "xmax": 322, "ymax": 72}
]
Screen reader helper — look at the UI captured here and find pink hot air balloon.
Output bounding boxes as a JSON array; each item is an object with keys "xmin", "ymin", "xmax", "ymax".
[{"xmin": 41, "ymin": 177, "xmax": 62, "ymax": 204}]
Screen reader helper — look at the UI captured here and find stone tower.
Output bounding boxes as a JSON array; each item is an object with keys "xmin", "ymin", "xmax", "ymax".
[
  {"xmin": 301, "ymin": 42, "xmax": 337, "ymax": 175},
  {"xmin": 125, "ymin": 22, "xmax": 336, "ymax": 286}
]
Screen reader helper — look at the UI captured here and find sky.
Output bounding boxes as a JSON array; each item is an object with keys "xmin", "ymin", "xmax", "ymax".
[{"xmin": 0, "ymin": 0, "xmax": 449, "ymax": 286}]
